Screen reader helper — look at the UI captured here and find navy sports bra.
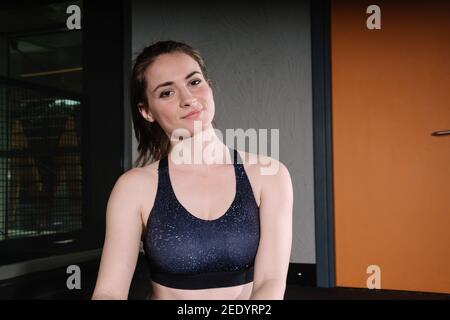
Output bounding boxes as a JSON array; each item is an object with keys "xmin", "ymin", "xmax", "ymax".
[{"xmin": 143, "ymin": 148, "xmax": 260, "ymax": 290}]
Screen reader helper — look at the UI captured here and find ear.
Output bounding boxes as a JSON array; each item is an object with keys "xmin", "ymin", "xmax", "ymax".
[{"xmin": 138, "ymin": 103, "xmax": 155, "ymax": 123}]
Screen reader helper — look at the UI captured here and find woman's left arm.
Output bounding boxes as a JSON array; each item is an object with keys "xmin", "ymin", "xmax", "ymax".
[{"xmin": 250, "ymin": 159, "xmax": 293, "ymax": 300}]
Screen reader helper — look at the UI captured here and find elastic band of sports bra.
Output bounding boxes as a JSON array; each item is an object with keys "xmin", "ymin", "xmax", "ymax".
[{"xmin": 150, "ymin": 266, "xmax": 254, "ymax": 290}]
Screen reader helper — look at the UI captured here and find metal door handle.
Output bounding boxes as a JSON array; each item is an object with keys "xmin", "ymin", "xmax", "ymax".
[{"xmin": 431, "ymin": 130, "xmax": 450, "ymax": 136}]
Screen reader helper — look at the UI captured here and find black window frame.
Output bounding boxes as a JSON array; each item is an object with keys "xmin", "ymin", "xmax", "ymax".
[{"xmin": 0, "ymin": 0, "xmax": 130, "ymax": 266}]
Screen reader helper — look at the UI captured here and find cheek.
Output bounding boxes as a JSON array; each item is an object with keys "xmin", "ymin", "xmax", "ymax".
[
  {"xmin": 200, "ymin": 86, "xmax": 214, "ymax": 106},
  {"xmin": 203, "ymin": 89, "xmax": 215, "ymax": 119},
  {"xmin": 150, "ymin": 100, "xmax": 178, "ymax": 123}
]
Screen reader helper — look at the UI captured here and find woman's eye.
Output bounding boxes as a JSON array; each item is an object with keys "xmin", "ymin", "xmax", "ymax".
[
  {"xmin": 159, "ymin": 91, "xmax": 173, "ymax": 98},
  {"xmin": 190, "ymin": 79, "xmax": 201, "ymax": 86}
]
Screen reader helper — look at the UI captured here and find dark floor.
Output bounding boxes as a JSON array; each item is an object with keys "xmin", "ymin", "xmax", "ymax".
[{"xmin": 284, "ymin": 285, "xmax": 449, "ymax": 300}]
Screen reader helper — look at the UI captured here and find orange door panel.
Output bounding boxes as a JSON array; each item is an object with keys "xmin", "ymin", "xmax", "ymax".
[{"xmin": 331, "ymin": 0, "xmax": 450, "ymax": 294}]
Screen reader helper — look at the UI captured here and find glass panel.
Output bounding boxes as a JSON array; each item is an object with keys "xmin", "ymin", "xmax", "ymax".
[
  {"xmin": 0, "ymin": 1, "xmax": 83, "ymax": 241},
  {"xmin": 8, "ymin": 30, "xmax": 82, "ymax": 92},
  {"xmin": 0, "ymin": 83, "xmax": 83, "ymax": 240}
]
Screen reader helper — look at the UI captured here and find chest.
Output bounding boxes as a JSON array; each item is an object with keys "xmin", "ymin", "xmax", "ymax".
[
  {"xmin": 140, "ymin": 162, "xmax": 262, "ymax": 233},
  {"xmin": 171, "ymin": 165, "xmax": 236, "ymax": 220},
  {"xmin": 169, "ymin": 164, "xmax": 261, "ymax": 220}
]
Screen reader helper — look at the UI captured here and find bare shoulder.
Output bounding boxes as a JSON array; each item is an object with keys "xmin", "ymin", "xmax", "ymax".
[
  {"xmin": 237, "ymin": 150, "xmax": 291, "ymax": 181},
  {"xmin": 118, "ymin": 161, "xmax": 158, "ymax": 185},
  {"xmin": 109, "ymin": 161, "xmax": 159, "ymax": 216},
  {"xmin": 236, "ymin": 150, "xmax": 292, "ymax": 206}
]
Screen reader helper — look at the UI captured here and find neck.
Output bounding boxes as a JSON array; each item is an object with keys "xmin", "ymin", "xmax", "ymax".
[{"xmin": 168, "ymin": 126, "xmax": 231, "ymax": 167}]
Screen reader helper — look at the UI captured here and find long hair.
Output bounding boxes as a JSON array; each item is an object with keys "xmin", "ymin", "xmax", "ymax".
[{"xmin": 130, "ymin": 40, "xmax": 213, "ymax": 167}]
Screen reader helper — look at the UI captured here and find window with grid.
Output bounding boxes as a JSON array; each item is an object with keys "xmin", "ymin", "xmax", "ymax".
[{"xmin": 0, "ymin": 1, "xmax": 83, "ymax": 241}]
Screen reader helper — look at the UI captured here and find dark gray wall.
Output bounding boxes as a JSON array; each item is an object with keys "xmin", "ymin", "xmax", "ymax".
[{"xmin": 131, "ymin": 0, "xmax": 315, "ymax": 264}]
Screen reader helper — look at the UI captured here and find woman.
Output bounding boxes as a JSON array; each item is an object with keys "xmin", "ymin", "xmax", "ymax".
[{"xmin": 92, "ymin": 41, "xmax": 293, "ymax": 300}]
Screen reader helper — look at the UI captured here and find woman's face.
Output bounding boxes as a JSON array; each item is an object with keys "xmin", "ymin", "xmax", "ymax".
[{"xmin": 140, "ymin": 52, "xmax": 215, "ymax": 138}]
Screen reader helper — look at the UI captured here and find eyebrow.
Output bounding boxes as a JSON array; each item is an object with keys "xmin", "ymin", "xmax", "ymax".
[{"xmin": 152, "ymin": 71, "xmax": 201, "ymax": 93}]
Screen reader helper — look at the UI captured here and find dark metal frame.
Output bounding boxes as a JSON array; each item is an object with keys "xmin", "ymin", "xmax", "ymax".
[
  {"xmin": 311, "ymin": 0, "xmax": 336, "ymax": 288},
  {"xmin": 82, "ymin": 0, "xmax": 128, "ymax": 246},
  {"xmin": 122, "ymin": 0, "xmax": 132, "ymax": 171}
]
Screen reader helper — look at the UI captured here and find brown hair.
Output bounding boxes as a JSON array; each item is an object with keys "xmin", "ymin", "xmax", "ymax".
[{"xmin": 130, "ymin": 40, "xmax": 213, "ymax": 167}]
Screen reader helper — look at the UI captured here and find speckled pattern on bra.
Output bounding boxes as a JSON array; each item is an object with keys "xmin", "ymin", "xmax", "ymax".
[{"xmin": 143, "ymin": 148, "xmax": 260, "ymax": 289}]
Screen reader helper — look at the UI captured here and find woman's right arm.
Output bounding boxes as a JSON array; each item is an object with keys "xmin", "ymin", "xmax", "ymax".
[{"xmin": 91, "ymin": 170, "xmax": 146, "ymax": 300}]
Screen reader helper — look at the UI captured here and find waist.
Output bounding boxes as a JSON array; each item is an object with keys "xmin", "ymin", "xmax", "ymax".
[
  {"xmin": 150, "ymin": 266, "xmax": 255, "ymax": 290},
  {"xmin": 150, "ymin": 279, "xmax": 254, "ymax": 300}
]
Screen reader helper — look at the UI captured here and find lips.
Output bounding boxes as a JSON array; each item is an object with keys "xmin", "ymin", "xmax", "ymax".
[{"xmin": 182, "ymin": 108, "xmax": 203, "ymax": 119}]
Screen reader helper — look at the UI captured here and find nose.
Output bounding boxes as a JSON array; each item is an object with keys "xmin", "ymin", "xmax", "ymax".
[{"xmin": 179, "ymin": 87, "xmax": 198, "ymax": 108}]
